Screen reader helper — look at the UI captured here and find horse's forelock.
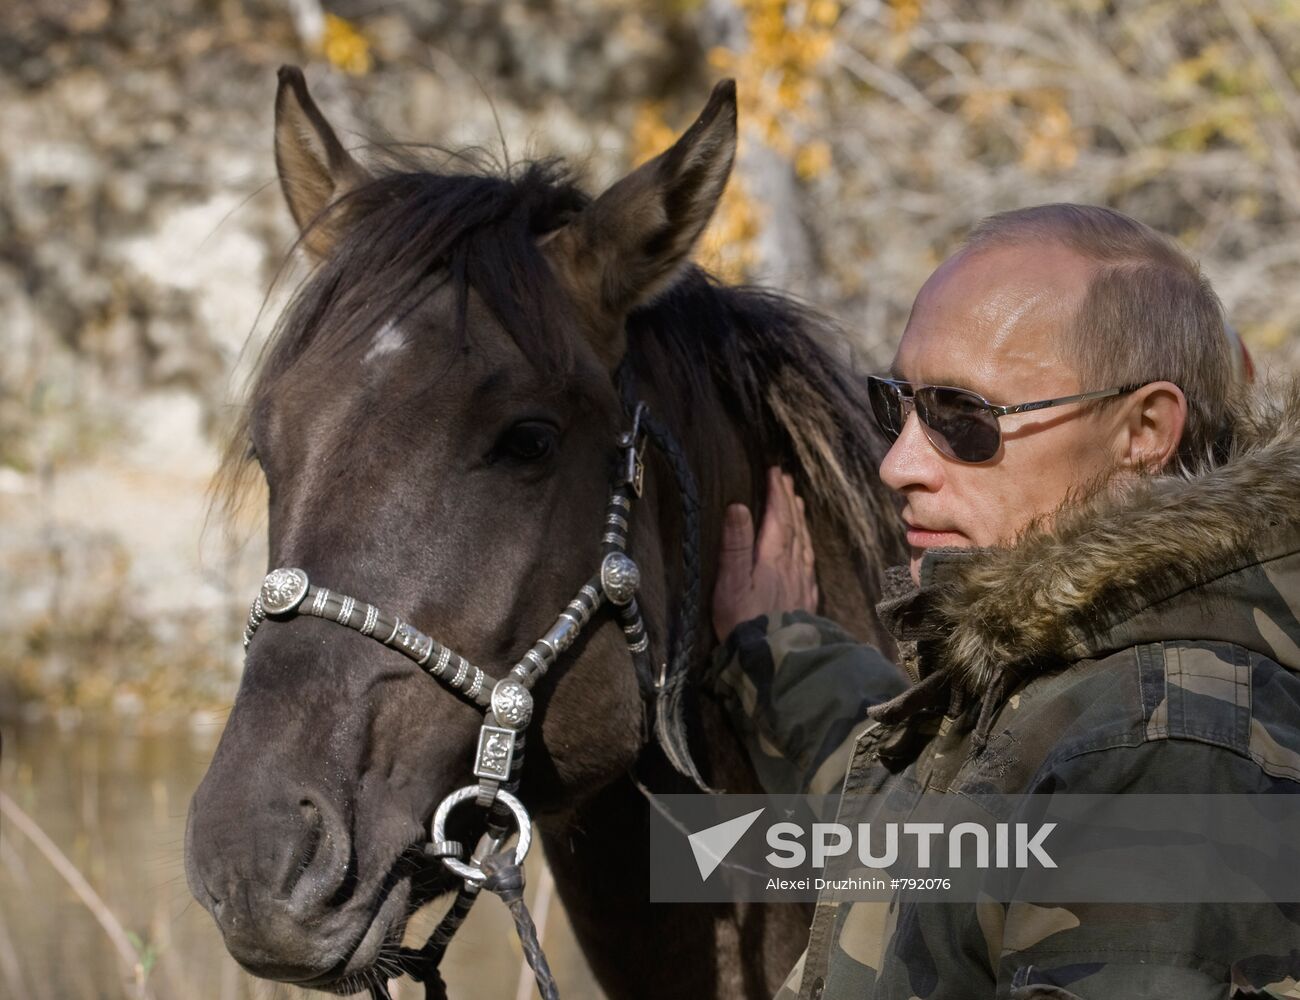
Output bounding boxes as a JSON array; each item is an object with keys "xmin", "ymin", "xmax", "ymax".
[{"xmin": 211, "ymin": 156, "xmax": 591, "ymax": 530}]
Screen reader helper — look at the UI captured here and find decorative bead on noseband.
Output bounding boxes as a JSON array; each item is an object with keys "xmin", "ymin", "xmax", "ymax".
[{"xmin": 239, "ymin": 397, "xmax": 692, "ymax": 1000}]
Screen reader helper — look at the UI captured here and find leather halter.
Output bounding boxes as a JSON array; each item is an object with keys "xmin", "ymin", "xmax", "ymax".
[
  {"xmin": 238, "ymin": 390, "xmax": 705, "ymax": 997},
  {"xmin": 242, "ymin": 400, "xmax": 657, "ymax": 806}
]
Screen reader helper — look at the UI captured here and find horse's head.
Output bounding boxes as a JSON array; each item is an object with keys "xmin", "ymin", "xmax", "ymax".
[{"xmin": 184, "ymin": 67, "xmax": 742, "ymax": 989}]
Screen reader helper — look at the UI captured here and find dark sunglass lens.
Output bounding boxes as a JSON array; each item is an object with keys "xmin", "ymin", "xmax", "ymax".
[
  {"xmin": 867, "ymin": 378, "xmax": 904, "ymax": 440},
  {"xmin": 917, "ymin": 386, "xmax": 1001, "ymax": 462}
]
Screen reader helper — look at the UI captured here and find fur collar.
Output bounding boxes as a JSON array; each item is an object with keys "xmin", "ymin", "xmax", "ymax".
[{"xmin": 877, "ymin": 383, "xmax": 1300, "ymax": 698}]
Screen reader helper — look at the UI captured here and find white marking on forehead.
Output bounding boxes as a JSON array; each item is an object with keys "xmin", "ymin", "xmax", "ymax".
[{"xmin": 362, "ymin": 319, "xmax": 407, "ymax": 364}]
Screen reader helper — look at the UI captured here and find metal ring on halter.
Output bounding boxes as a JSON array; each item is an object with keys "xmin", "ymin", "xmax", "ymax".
[
  {"xmin": 425, "ymin": 840, "xmax": 465, "ymax": 859},
  {"xmin": 430, "ymin": 786, "xmax": 532, "ymax": 884}
]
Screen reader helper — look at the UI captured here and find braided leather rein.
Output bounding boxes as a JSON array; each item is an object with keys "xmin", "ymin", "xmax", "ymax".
[{"xmin": 238, "ymin": 397, "xmax": 689, "ymax": 1000}]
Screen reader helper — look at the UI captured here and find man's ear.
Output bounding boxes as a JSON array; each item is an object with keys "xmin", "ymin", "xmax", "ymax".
[
  {"xmin": 274, "ymin": 65, "xmax": 370, "ymax": 259},
  {"xmin": 547, "ymin": 79, "xmax": 737, "ymax": 366},
  {"xmin": 1119, "ymin": 381, "xmax": 1188, "ymax": 473}
]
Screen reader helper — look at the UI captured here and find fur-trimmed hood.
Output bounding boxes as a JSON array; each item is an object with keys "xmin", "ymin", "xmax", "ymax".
[{"xmin": 873, "ymin": 382, "xmax": 1300, "ymax": 714}]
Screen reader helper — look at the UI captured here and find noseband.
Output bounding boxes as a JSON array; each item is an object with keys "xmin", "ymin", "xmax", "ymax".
[{"xmin": 239, "ymin": 385, "xmax": 704, "ymax": 999}]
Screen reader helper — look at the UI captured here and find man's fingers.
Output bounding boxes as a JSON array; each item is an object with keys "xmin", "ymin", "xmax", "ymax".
[
  {"xmin": 718, "ymin": 503, "xmax": 755, "ymax": 562},
  {"xmin": 769, "ymin": 473, "xmax": 790, "ymax": 556},
  {"xmin": 712, "ymin": 504, "xmax": 758, "ymax": 642},
  {"xmin": 787, "ymin": 485, "xmax": 817, "ymax": 610},
  {"xmin": 796, "ymin": 497, "xmax": 815, "ymax": 567},
  {"xmin": 788, "ymin": 486, "xmax": 811, "ymax": 558},
  {"xmin": 756, "ymin": 467, "xmax": 794, "ymax": 562}
]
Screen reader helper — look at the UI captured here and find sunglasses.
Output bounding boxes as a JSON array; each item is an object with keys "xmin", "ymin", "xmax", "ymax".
[{"xmin": 866, "ymin": 375, "xmax": 1145, "ymax": 464}]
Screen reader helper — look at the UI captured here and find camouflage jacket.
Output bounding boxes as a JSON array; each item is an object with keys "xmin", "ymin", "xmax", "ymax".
[{"xmin": 707, "ymin": 388, "xmax": 1300, "ymax": 999}]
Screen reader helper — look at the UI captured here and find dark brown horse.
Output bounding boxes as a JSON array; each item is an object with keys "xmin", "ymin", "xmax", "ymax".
[{"xmin": 185, "ymin": 66, "xmax": 904, "ymax": 998}]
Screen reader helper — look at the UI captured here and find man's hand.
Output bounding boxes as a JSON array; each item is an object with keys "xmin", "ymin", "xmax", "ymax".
[{"xmin": 712, "ymin": 467, "xmax": 819, "ymax": 642}]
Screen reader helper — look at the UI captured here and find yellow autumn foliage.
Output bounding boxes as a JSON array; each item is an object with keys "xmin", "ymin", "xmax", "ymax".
[
  {"xmin": 321, "ymin": 13, "xmax": 372, "ymax": 77},
  {"xmin": 637, "ymin": 0, "xmax": 843, "ymax": 278}
]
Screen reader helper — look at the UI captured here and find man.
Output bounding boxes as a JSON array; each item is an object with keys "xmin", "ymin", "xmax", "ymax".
[{"xmin": 707, "ymin": 204, "xmax": 1300, "ymax": 998}]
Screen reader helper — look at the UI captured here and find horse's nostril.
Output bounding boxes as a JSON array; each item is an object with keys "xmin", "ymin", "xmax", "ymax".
[
  {"xmin": 277, "ymin": 799, "xmax": 323, "ymax": 899},
  {"xmin": 186, "ymin": 783, "xmax": 359, "ymax": 980},
  {"xmin": 279, "ymin": 795, "xmax": 351, "ymax": 917}
]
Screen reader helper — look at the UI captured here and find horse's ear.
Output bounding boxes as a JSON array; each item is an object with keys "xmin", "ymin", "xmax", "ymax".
[
  {"xmin": 274, "ymin": 65, "xmax": 369, "ymax": 259},
  {"xmin": 550, "ymin": 79, "xmax": 737, "ymax": 364}
]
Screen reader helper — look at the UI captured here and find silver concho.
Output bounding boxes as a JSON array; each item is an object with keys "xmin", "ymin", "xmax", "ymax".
[
  {"xmin": 473, "ymin": 725, "xmax": 516, "ymax": 781},
  {"xmin": 260, "ymin": 568, "xmax": 309, "ymax": 615},
  {"xmin": 600, "ymin": 552, "xmax": 640, "ymax": 605},
  {"xmin": 491, "ymin": 680, "xmax": 533, "ymax": 730}
]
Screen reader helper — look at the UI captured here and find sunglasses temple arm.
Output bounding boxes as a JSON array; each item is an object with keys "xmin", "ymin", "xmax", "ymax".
[{"xmin": 994, "ymin": 385, "xmax": 1134, "ymax": 416}]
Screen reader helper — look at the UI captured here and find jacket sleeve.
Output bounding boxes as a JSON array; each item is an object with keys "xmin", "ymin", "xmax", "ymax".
[
  {"xmin": 992, "ymin": 738, "xmax": 1300, "ymax": 999},
  {"xmin": 703, "ymin": 610, "xmax": 908, "ymax": 795}
]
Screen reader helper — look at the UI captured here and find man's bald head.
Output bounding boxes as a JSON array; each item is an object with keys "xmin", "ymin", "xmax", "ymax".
[{"xmin": 960, "ymin": 204, "xmax": 1235, "ymax": 472}]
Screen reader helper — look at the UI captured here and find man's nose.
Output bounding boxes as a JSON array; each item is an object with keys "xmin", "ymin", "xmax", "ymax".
[{"xmin": 879, "ymin": 410, "xmax": 944, "ymax": 492}]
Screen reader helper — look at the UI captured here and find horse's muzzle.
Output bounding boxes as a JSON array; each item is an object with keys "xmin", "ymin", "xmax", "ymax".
[{"xmin": 185, "ymin": 784, "xmax": 366, "ymax": 981}]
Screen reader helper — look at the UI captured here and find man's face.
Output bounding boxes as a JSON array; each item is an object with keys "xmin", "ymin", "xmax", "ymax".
[{"xmin": 882, "ymin": 241, "xmax": 1125, "ymax": 583}]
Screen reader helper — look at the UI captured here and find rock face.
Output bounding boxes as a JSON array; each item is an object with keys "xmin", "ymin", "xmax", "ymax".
[
  {"xmin": 0, "ymin": 0, "xmax": 700, "ymax": 722},
  {"xmin": 4, "ymin": 0, "xmax": 1299, "ymax": 722}
]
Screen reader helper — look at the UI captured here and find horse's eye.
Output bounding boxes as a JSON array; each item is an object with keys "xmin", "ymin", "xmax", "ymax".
[{"xmin": 494, "ymin": 421, "xmax": 558, "ymax": 463}]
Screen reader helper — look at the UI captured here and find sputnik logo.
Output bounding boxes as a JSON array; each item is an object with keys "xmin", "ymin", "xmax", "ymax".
[{"xmin": 687, "ymin": 808, "xmax": 765, "ymax": 880}]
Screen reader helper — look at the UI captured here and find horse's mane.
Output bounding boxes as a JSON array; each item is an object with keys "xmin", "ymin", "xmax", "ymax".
[
  {"xmin": 620, "ymin": 270, "xmax": 906, "ymax": 588},
  {"xmin": 215, "ymin": 154, "xmax": 904, "ymax": 589}
]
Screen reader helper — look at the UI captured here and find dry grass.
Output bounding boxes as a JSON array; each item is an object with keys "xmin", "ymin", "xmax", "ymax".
[{"xmin": 793, "ymin": 0, "xmax": 1300, "ymax": 374}]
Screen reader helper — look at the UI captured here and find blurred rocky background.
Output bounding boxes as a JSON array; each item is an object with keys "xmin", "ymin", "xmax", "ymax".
[
  {"xmin": 5, "ymin": 0, "xmax": 1300, "ymax": 724},
  {"xmin": 4, "ymin": 1, "xmax": 1300, "ymax": 997}
]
